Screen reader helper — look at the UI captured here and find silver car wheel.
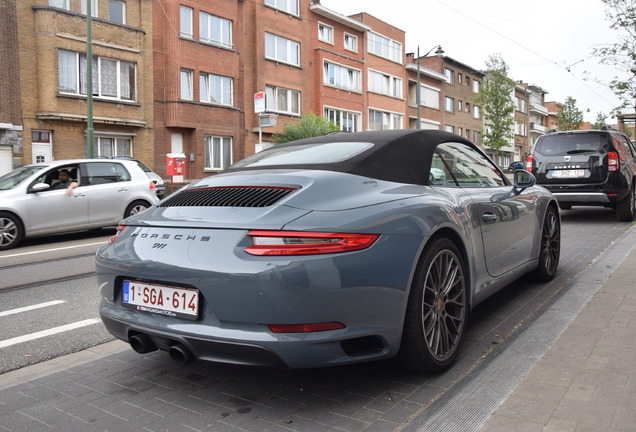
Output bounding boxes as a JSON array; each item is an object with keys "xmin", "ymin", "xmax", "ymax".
[
  {"xmin": 0, "ymin": 213, "xmax": 22, "ymax": 250},
  {"xmin": 422, "ymin": 248, "xmax": 466, "ymax": 362},
  {"xmin": 124, "ymin": 200, "xmax": 150, "ymax": 218},
  {"xmin": 397, "ymin": 237, "xmax": 467, "ymax": 373}
]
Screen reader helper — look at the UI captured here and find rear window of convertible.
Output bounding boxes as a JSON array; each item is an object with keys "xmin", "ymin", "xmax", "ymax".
[{"xmin": 231, "ymin": 141, "xmax": 374, "ymax": 168}]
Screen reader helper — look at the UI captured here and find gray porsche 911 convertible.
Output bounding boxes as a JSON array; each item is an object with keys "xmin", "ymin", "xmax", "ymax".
[{"xmin": 97, "ymin": 129, "xmax": 560, "ymax": 372}]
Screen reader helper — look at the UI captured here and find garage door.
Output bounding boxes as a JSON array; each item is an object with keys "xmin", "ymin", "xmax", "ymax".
[{"xmin": 0, "ymin": 146, "xmax": 12, "ymax": 176}]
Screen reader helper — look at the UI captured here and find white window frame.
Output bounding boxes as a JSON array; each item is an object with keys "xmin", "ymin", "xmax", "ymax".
[
  {"xmin": 368, "ymin": 109, "xmax": 403, "ymax": 131},
  {"xmin": 180, "ymin": 6, "xmax": 193, "ymax": 38},
  {"xmin": 265, "ymin": 85, "xmax": 300, "ymax": 115},
  {"xmin": 324, "ymin": 106, "xmax": 362, "ymax": 133},
  {"xmin": 323, "ymin": 61, "xmax": 361, "ymax": 92},
  {"xmin": 180, "ymin": 69, "xmax": 193, "ymax": 100},
  {"xmin": 444, "ymin": 68, "xmax": 454, "ymax": 84},
  {"xmin": 318, "ymin": 22, "xmax": 334, "ymax": 44},
  {"xmin": 344, "ymin": 33, "xmax": 358, "ymax": 52},
  {"xmin": 108, "ymin": 0, "xmax": 125, "ymax": 25},
  {"xmin": 419, "ymin": 84, "xmax": 440, "ymax": 110},
  {"xmin": 264, "ymin": 0, "xmax": 299, "ymax": 16},
  {"xmin": 265, "ymin": 33, "xmax": 300, "ymax": 67},
  {"xmin": 444, "ymin": 96, "xmax": 454, "ymax": 112},
  {"xmin": 49, "ymin": 0, "xmax": 69, "ymax": 10},
  {"xmin": 199, "ymin": 11, "xmax": 232, "ymax": 48},
  {"xmin": 199, "ymin": 73, "xmax": 233, "ymax": 106},
  {"xmin": 473, "ymin": 105, "xmax": 481, "ymax": 119},
  {"xmin": 58, "ymin": 49, "xmax": 136, "ymax": 101},
  {"xmin": 472, "ymin": 80, "xmax": 480, "ymax": 93},
  {"xmin": 81, "ymin": 0, "xmax": 98, "ymax": 17},
  {"xmin": 94, "ymin": 134, "xmax": 133, "ymax": 158},
  {"xmin": 368, "ymin": 32, "xmax": 402, "ymax": 63},
  {"xmin": 445, "ymin": 125, "xmax": 454, "ymax": 133},
  {"xmin": 368, "ymin": 69, "xmax": 402, "ymax": 99},
  {"xmin": 204, "ymin": 135, "xmax": 233, "ymax": 170}
]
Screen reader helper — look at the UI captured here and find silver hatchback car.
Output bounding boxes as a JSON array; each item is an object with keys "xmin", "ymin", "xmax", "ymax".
[{"xmin": 0, "ymin": 159, "xmax": 160, "ymax": 250}]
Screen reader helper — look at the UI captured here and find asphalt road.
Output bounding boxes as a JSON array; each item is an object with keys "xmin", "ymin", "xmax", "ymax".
[{"xmin": 0, "ymin": 206, "xmax": 632, "ymax": 413}]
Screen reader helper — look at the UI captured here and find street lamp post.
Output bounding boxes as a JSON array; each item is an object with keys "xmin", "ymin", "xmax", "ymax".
[
  {"xmin": 86, "ymin": 0, "xmax": 94, "ymax": 158},
  {"xmin": 416, "ymin": 45, "xmax": 444, "ymax": 129}
]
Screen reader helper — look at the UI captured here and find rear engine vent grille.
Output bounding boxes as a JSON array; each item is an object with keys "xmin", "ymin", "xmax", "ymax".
[{"xmin": 159, "ymin": 186, "xmax": 299, "ymax": 208}]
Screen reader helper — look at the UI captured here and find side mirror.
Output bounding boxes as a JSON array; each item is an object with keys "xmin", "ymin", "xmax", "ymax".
[
  {"xmin": 513, "ymin": 170, "xmax": 536, "ymax": 189},
  {"xmin": 30, "ymin": 183, "xmax": 51, "ymax": 193}
]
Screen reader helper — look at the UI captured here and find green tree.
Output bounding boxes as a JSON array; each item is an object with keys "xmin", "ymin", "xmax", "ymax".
[
  {"xmin": 475, "ymin": 54, "xmax": 515, "ymax": 156},
  {"xmin": 272, "ymin": 113, "xmax": 339, "ymax": 144},
  {"xmin": 591, "ymin": 112, "xmax": 608, "ymax": 129},
  {"xmin": 591, "ymin": 0, "xmax": 636, "ymax": 114},
  {"xmin": 555, "ymin": 96, "xmax": 584, "ymax": 131}
]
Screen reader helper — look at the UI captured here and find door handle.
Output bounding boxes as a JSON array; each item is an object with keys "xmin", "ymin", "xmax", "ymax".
[
  {"xmin": 118, "ymin": 188, "xmax": 128, "ymax": 192},
  {"xmin": 481, "ymin": 212, "xmax": 498, "ymax": 223}
]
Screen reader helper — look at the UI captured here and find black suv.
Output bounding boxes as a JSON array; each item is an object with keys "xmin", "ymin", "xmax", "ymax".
[{"xmin": 526, "ymin": 127, "xmax": 636, "ymax": 221}]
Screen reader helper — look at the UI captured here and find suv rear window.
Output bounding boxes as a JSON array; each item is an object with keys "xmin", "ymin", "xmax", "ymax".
[{"xmin": 535, "ymin": 133, "xmax": 605, "ymax": 156}]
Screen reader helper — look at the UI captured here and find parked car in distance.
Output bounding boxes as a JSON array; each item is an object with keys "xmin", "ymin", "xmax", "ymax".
[
  {"xmin": 112, "ymin": 156, "xmax": 166, "ymax": 198},
  {"xmin": 0, "ymin": 159, "xmax": 160, "ymax": 250},
  {"xmin": 508, "ymin": 161, "xmax": 524, "ymax": 171},
  {"xmin": 97, "ymin": 129, "xmax": 560, "ymax": 373},
  {"xmin": 525, "ymin": 127, "xmax": 636, "ymax": 221}
]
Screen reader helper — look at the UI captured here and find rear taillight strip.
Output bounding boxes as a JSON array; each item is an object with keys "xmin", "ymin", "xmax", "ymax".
[{"xmin": 245, "ymin": 231, "xmax": 379, "ymax": 256}]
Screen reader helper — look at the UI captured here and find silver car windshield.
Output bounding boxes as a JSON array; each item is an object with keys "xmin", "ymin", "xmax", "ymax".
[
  {"xmin": 0, "ymin": 166, "xmax": 46, "ymax": 190},
  {"xmin": 231, "ymin": 141, "xmax": 374, "ymax": 168}
]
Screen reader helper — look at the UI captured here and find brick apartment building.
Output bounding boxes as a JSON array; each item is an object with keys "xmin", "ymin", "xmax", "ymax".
[
  {"xmin": 4, "ymin": 0, "xmax": 548, "ymax": 180},
  {"xmin": 10, "ymin": 0, "xmax": 155, "ymax": 173}
]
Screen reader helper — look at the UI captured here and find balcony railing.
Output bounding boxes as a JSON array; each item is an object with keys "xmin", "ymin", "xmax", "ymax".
[
  {"xmin": 530, "ymin": 122, "xmax": 547, "ymax": 133},
  {"xmin": 530, "ymin": 103, "xmax": 548, "ymax": 116}
]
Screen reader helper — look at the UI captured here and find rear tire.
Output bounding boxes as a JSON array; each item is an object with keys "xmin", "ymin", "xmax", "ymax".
[
  {"xmin": 0, "ymin": 212, "xmax": 23, "ymax": 250},
  {"xmin": 616, "ymin": 184, "xmax": 635, "ymax": 222},
  {"xmin": 531, "ymin": 206, "xmax": 560, "ymax": 281},
  {"xmin": 124, "ymin": 200, "xmax": 150, "ymax": 218},
  {"xmin": 396, "ymin": 237, "xmax": 468, "ymax": 373}
]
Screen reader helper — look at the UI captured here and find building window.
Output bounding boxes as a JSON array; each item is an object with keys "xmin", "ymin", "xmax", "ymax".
[
  {"xmin": 473, "ymin": 130, "xmax": 481, "ymax": 144},
  {"xmin": 200, "ymin": 73, "xmax": 233, "ymax": 105},
  {"xmin": 324, "ymin": 107, "xmax": 361, "ymax": 133},
  {"xmin": 458, "ymin": 127, "xmax": 463, "ymax": 136},
  {"xmin": 318, "ymin": 23, "xmax": 334, "ymax": 44},
  {"xmin": 266, "ymin": 85, "xmax": 300, "ymax": 115},
  {"xmin": 457, "ymin": 100, "xmax": 463, "ymax": 112},
  {"xmin": 473, "ymin": 105, "xmax": 481, "ymax": 119},
  {"xmin": 58, "ymin": 50, "xmax": 135, "ymax": 101},
  {"xmin": 445, "ymin": 125, "xmax": 454, "ymax": 133},
  {"xmin": 344, "ymin": 33, "xmax": 358, "ymax": 52},
  {"xmin": 323, "ymin": 61, "xmax": 361, "ymax": 92},
  {"xmin": 81, "ymin": 0, "xmax": 98, "ymax": 17},
  {"xmin": 199, "ymin": 12, "xmax": 232, "ymax": 48},
  {"xmin": 180, "ymin": 69, "xmax": 193, "ymax": 100},
  {"xmin": 204, "ymin": 136, "xmax": 232, "ymax": 170},
  {"xmin": 516, "ymin": 97, "xmax": 527, "ymax": 113},
  {"xmin": 515, "ymin": 121, "xmax": 527, "ymax": 136},
  {"xmin": 49, "ymin": 0, "xmax": 69, "ymax": 10},
  {"xmin": 94, "ymin": 136, "xmax": 132, "ymax": 158},
  {"xmin": 472, "ymin": 80, "xmax": 480, "ymax": 93},
  {"xmin": 368, "ymin": 32, "xmax": 402, "ymax": 63},
  {"xmin": 265, "ymin": 33, "xmax": 300, "ymax": 66},
  {"xmin": 465, "ymin": 102, "xmax": 471, "ymax": 113},
  {"xmin": 180, "ymin": 6, "xmax": 193, "ymax": 38},
  {"xmin": 264, "ymin": 0, "xmax": 298, "ymax": 15},
  {"xmin": 419, "ymin": 85, "xmax": 440, "ymax": 109},
  {"xmin": 444, "ymin": 96, "xmax": 454, "ymax": 112},
  {"xmin": 368, "ymin": 109, "xmax": 402, "ymax": 130},
  {"xmin": 108, "ymin": 0, "xmax": 125, "ymax": 24},
  {"xmin": 444, "ymin": 68, "xmax": 454, "ymax": 84},
  {"xmin": 458, "ymin": 73, "xmax": 463, "ymax": 84},
  {"xmin": 368, "ymin": 70, "xmax": 402, "ymax": 98}
]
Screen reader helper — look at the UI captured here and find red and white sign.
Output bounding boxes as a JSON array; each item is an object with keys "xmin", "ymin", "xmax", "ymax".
[
  {"xmin": 166, "ymin": 153, "xmax": 186, "ymax": 176},
  {"xmin": 254, "ymin": 91, "xmax": 266, "ymax": 113}
]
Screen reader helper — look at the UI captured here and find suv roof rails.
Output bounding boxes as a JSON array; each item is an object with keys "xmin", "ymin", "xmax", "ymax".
[{"xmin": 600, "ymin": 125, "xmax": 620, "ymax": 132}]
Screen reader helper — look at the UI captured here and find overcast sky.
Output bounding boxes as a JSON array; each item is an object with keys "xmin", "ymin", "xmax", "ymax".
[{"xmin": 319, "ymin": 0, "xmax": 623, "ymax": 122}]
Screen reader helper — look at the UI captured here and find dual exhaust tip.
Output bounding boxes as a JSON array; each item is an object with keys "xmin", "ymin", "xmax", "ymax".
[{"xmin": 129, "ymin": 333, "xmax": 193, "ymax": 365}]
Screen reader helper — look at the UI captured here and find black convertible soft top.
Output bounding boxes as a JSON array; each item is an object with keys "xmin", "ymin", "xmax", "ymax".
[{"xmin": 224, "ymin": 129, "xmax": 478, "ymax": 185}]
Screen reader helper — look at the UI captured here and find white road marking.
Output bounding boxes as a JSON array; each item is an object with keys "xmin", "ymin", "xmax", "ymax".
[
  {"xmin": 0, "ymin": 300, "xmax": 66, "ymax": 317},
  {"xmin": 0, "ymin": 241, "xmax": 107, "ymax": 258},
  {"xmin": 0, "ymin": 319, "xmax": 101, "ymax": 349}
]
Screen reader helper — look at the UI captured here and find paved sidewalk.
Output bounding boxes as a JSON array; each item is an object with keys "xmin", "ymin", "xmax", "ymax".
[{"xmin": 478, "ymin": 236, "xmax": 636, "ymax": 431}]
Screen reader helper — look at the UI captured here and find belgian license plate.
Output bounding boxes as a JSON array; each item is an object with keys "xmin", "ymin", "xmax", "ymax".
[
  {"xmin": 551, "ymin": 169, "xmax": 585, "ymax": 178},
  {"xmin": 122, "ymin": 280, "xmax": 199, "ymax": 320}
]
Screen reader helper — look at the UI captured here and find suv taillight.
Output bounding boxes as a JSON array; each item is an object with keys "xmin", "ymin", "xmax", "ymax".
[
  {"xmin": 525, "ymin": 154, "xmax": 534, "ymax": 173},
  {"xmin": 608, "ymin": 151, "xmax": 619, "ymax": 172},
  {"xmin": 149, "ymin": 181, "xmax": 157, "ymax": 191}
]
